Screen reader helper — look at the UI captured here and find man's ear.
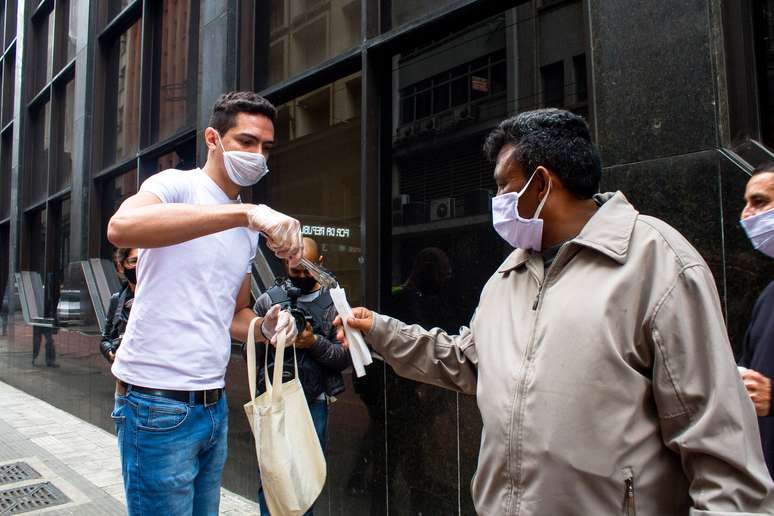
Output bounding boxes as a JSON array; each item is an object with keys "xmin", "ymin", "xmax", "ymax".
[
  {"xmin": 535, "ymin": 166, "xmax": 552, "ymax": 194},
  {"xmin": 203, "ymin": 127, "xmax": 219, "ymax": 152}
]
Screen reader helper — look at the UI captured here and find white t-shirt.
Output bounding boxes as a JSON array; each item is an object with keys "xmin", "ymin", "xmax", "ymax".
[{"xmin": 111, "ymin": 168, "xmax": 259, "ymax": 390}]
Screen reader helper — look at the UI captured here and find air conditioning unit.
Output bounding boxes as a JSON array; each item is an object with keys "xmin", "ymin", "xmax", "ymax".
[
  {"xmin": 396, "ymin": 124, "xmax": 414, "ymax": 141},
  {"xmin": 418, "ymin": 117, "xmax": 437, "ymax": 134},
  {"xmin": 453, "ymin": 105, "xmax": 478, "ymax": 123},
  {"xmin": 430, "ymin": 198, "xmax": 455, "ymax": 221},
  {"xmin": 402, "ymin": 202, "xmax": 429, "ymax": 225}
]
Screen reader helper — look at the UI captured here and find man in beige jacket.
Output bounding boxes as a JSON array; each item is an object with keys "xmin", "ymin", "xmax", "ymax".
[{"xmin": 336, "ymin": 109, "xmax": 774, "ymax": 515}]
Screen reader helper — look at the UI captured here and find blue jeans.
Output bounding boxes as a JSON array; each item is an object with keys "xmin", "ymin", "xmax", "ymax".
[
  {"xmin": 258, "ymin": 398, "xmax": 328, "ymax": 516},
  {"xmin": 112, "ymin": 388, "xmax": 228, "ymax": 516}
]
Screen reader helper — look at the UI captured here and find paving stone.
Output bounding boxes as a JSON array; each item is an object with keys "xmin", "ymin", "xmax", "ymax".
[{"xmin": 0, "ymin": 380, "xmax": 258, "ymax": 514}]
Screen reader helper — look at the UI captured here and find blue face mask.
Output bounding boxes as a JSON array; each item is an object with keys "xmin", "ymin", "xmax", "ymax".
[{"xmin": 741, "ymin": 208, "xmax": 774, "ymax": 258}]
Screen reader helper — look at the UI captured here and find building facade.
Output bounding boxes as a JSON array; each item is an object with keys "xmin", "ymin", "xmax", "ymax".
[{"xmin": 1, "ymin": 0, "xmax": 773, "ymax": 513}]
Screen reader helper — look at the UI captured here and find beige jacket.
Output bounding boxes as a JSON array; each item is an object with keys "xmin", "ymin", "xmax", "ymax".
[{"xmin": 367, "ymin": 192, "xmax": 774, "ymax": 515}]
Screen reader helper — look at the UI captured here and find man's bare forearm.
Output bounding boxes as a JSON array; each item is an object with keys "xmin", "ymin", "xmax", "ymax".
[
  {"xmin": 231, "ymin": 308, "xmax": 263, "ymax": 344},
  {"xmin": 108, "ymin": 203, "xmax": 251, "ymax": 248}
]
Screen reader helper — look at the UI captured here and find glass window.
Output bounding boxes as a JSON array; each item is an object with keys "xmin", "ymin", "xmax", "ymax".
[
  {"xmin": 53, "ymin": 80, "xmax": 75, "ymax": 192},
  {"xmin": 541, "ymin": 61, "xmax": 564, "ymax": 107},
  {"xmin": 47, "ymin": 8, "xmax": 55, "ymax": 76},
  {"xmin": 2, "ymin": 52, "xmax": 15, "ymax": 126},
  {"xmin": 24, "ymin": 208, "xmax": 47, "ymax": 275},
  {"xmin": 100, "ymin": 169, "xmax": 137, "ymax": 258},
  {"xmin": 0, "ymin": 132, "xmax": 9, "ymax": 220},
  {"xmin": 33, "ymin": 9, "xmax": 54, "ymax": 93},
  {"xmin": 253, "ymin": 0, "xmax": 361, "ymax": 89},
  {"xmin": 0, "ymin": 223, "xmax": 8, "ymax": 309},
  {"xmin": 255, "ymin": 73, "xmax": 362, "ymax": 299},
  {"xmin": 4, "ymin": 0, "xmax": 15, "ymax": 48},
  {"xmin": 107, "ymin": 0, "xmax": 132, "ymax": 21},
  {"xmin": 139, "ymin": 138, "xmax": 196, "ymax": 183},
  {"xmin": 48, "ymin": 197, "xmax": 71, "ymax": 312},
  {"xmin": 103, "ymin": 19, "xmax": 142, "ymax": 167},
  {"xmin": 156, "ymin": 149, "xmax": 185, "ymax": 171},
  {"xmin": 153, "ymin": 0, "xmax": 196, "ymax": 141},
  {"xmin": 64, "ymin": 0, "xmax": 81, "ymax": 65},
  {"xmin": 153, "ymin": 140, "xmax": 196, "ymax": 174},
  {"xmin": 0, "ymin": 2, "xmax": 5, "ymax": 50},
  {"xmin": 27, "ymin": 101, "xmax": 51, "ymax": 206}
]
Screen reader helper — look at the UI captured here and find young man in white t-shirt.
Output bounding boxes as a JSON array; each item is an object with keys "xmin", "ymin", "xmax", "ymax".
[{"xmin": 107, "ymin": 91, "xmax": 300, "ymax": 515}]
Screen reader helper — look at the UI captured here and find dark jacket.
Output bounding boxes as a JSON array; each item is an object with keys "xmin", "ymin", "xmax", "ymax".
[
  {"xmin": 101, "ymin": 284, "xmax": 133, "ymax": 345},
  {"xmin": 249, "ymin": 283, "xmax": 350, "ymax": 400},
  {"xmin": 740, "ymin": 280, "xmax": 774, "ymax": 477}
]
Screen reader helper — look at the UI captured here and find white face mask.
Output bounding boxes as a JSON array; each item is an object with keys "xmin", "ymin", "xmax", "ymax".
[
  {"xmin": 491, "ymin": 170, "xmax": 551, "ymax": 252},
  {"xmin": 216, "ymin": 132, "xmax": 269, "ymax": 187},
  {"xmin": 741, "ymin": 208, "xmax": 774, "ymax": 258}
]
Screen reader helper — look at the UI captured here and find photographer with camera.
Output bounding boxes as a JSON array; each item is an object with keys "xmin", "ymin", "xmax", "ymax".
[
  {"xmin": 248, "ymin": 237, "xmax": 350, "ymax": 515},
  {"xmin": 100, "ymin": 247, "xmax": 137, "ymax": 363}
]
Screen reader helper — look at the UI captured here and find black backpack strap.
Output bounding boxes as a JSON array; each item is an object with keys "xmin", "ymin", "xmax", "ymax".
[{"xmin": 317, "ymin": 289, "xmax": 333, "ymax": 309}]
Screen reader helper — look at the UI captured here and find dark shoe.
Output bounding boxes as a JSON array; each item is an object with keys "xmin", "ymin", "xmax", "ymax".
[
  {"xmin": 46, "ymin": 363, "xmax": 59, "ymax": 368},
  {"xmin": 31, "ymin": 360, "xmax": 37, "ymax": 367}
]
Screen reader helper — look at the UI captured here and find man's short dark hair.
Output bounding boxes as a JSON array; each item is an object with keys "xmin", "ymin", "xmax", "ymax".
[
  {"xmin": 208, "ymin": 91, "xmax": 277, "ymax": 136},
  {"xmin": 752, "ymin": 162, "xmax": 774, "ymax": 176},
  {"xmin": 483, "ymin": 108, "xmax": 602, "ymax": 199}
]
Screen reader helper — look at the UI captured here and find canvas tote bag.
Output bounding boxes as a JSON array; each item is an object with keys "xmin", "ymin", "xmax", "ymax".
[{"xmin": 244, "ymin": 317, "xmax": 326, "ymax": 516}]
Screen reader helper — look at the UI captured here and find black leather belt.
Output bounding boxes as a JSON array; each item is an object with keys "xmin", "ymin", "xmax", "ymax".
[{"xmin": 118, "ymin": 381, "xmax": 222, "ymax": 407}]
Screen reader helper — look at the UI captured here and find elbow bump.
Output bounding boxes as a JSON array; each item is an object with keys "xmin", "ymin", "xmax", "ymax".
[{"xmin": 106, "ymin": 218, "xmax": 127, "ymax": 247}]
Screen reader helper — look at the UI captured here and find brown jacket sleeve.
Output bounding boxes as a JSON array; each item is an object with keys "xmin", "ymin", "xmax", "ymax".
[
  {"xmin": 649, "ymin": 264, "xmax": 774, "ymax": 514},
  {"xmin": 365, "ymin": 311, "xmax": 479, "ymax": 395}
]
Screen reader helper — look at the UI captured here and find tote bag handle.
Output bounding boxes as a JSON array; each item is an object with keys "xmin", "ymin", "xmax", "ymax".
[{"xmin": 246, "ymin": 315, "xmax": 300, "ymax": 405}]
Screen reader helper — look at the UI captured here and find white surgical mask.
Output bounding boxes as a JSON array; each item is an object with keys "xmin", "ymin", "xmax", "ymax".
[
  {"xmin": 491, "ymin": 170, "xmax": 551, "ymax": 252},
  {"xmin": 217, "ymin": 132, "xmax": 269, "ymax": 187},
  {"xmin": 741, "ymin": 208, "xmax": 774, "ymax": 258}
]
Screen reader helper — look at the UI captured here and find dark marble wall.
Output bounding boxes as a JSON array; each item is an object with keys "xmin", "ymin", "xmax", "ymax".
[
  {"xmin": 600, "ymin": 150, "xmax": 774, "ymax": 355},
  {"xmin": 588, "ymin": 0, "xmax": 720, "ymax": 165},
  {"xmin": 588, "ymin": 0, "xmax": 774, "ymax": 356}
]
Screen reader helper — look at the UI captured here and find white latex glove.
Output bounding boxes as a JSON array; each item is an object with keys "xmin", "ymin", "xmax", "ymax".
[
  {"xmin": 260, "ymin": 305, "xmax": 298, "ymax": 346},
  {"xmin": 247, "ymin": 204, "xmax": 303, "ymax": 266}
]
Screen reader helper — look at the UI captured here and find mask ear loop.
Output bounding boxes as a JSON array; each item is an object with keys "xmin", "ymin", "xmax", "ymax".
[
  {"xmin": 516, "ymin": 169, "xmax": 538, "ymax": 197},
  {"xmin": 532, "ymin": 171, "xmax": 551, "ymax": 219},
  {"xmin": 215, "ymin": 131, "xmax": 226, "ymax": 153}
]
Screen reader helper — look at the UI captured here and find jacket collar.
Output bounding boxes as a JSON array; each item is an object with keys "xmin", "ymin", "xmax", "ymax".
[{"xmin": 497, "ymin": 191, "xmax": 638, "ymax": 273}]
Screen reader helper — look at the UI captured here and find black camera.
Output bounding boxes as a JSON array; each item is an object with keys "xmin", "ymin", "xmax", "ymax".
[
  {"xmin": 279, "ymin": 279, "xmax": 314, "ymax": 334},
  {"xmin": 99, "ymin": 336, "xmax": 121, "ymax": 362}
]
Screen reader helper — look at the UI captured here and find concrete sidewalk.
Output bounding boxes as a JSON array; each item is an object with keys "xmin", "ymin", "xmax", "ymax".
[{"xmin": 0, "ymin": 380, "xmax": 258, "ymax": 515}]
